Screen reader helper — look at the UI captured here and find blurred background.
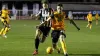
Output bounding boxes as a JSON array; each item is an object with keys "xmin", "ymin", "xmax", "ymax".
[{"xmin": 0, "ymin": 0, "xmax": 100, "ymax": 20}]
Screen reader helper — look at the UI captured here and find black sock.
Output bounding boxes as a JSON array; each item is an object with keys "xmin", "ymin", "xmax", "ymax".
[{"xmin": 35, "ymin": 38, "xmax": 39, "ymax": 51}]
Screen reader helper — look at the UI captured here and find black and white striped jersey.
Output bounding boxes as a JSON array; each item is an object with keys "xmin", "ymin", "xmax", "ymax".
[{"xmin": 37, "ymin": 8, "xmax": 53, "ymax": 27}]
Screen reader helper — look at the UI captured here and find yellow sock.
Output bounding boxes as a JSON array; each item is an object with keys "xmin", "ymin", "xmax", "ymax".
[
  {"xmin": 60, "ymin": 40, "xmax": 67, "ymax": 54},
  {"xmin": 2, "ymin": 27, "xmax": 8, "ymax": 35},
  {"xmin": 0, "ymin": 28, "xmax": 5, "ymax": 35},
  {"xmin": 90, "ymin": 25, "xmax": 92, "ymax": 29}
]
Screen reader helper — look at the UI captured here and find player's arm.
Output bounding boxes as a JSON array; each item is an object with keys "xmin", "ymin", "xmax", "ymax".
[
  {"xmin": 66, "ymin": 12, "xmax": 80, "ymax": 31},
  {"xmin": 68, "ymin": 18, "xmax": 80, "ymax": 31},
  {"xmin": 34, "ymin": 12, "xmax": 41, "ymax": 20},
  {"xmin": 37, "ymin": 10, "xmax": 54, "ymax": 27},
  {"xmin": 31, "ymin": 14, "xmax": 40, "ymax": 20},
  {"xmin": 37, "ymin": 16, "xmax": 52, "ymax": 27},
  {"xmin": 31, "ymin": 9, "xmax": 42, "ymax": 20}
]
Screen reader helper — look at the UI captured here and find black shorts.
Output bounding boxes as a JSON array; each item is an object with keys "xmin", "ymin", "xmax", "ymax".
[
  {"xmin": 2, "ymin": 20, "xmax": 9, "ymax": 27},
  {"xmin": 51, "ymin": 30, "xmax": 61, "ymax": 43},
  {"xmin": 2, "ymin": 17, "xmax": 7, "ymax": 19},
  {"xmin": 89, "ymin": 21, "xmax": 92, "ymax": 24},
  {"xmin": 39, "ymin": 26, "xmax": 51, "ymax": 37}
]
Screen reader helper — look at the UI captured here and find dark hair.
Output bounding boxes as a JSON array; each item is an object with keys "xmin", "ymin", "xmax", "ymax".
[
  {"xmin": 41, "ymin": 0, "xmax": 48, "ymax": 4},
  {"xmin": 57, "ymin": 3, "xmax": 63, "ymax": 7}
]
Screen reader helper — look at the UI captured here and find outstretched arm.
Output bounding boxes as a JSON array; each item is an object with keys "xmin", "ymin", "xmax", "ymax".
[
  {"xmin": 36, "ymin": 11, "xmax": 54, "ymax": 28},
  {"xmin": 68, "ymin": 11, "xmax": 80, "ymax": 31},
  {"xmin": 69, "ymin": 19, "xmax": 80, "ymax": 31},
  {"xmin": 31, "ymin": 9, "xmax": 41, "ymax": 20},
  {"xmin": 37, "ymin": 16, "xmax": 51, "ymax": 27}
]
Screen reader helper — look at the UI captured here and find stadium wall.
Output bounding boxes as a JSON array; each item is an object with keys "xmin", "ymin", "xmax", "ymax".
[
  {"xmin": 8, "ymin": 10, "xmax": 100, "ymax": 20},
  {"xmin": 1, "ymin": 3, "xmax": 99, "ymax": 20}
]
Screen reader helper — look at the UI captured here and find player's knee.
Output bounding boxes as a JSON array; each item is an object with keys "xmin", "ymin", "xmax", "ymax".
[
  {"xmin": 35, "ymin": 33, "xmax": 40, "ymax": 38},
  {"xmin": 59, "ymin": 35, "xmax": 64, "ymax": 42},
  {"xmin": 35, "ymin": 30, "xmax": 41, "ymax": 36}
]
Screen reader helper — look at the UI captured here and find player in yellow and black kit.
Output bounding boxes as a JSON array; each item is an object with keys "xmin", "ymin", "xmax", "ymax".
[
  {"xmin": 0, "ymin": 6, "xmax": 11, "ymax": 38},
  {"xmin": 86, "ymin": 11, "xmax": 92, "ymax": 29},
  {"xmin": 38, "ymin": 3, "xmax": 80, "ymax": 56},
  {"xmin": 95, "ymin": 12, "xmax": 99, "ymax": 25}
]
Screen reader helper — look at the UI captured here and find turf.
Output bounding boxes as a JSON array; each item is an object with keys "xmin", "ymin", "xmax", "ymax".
[{"xmin": 0, "ymin": 20, "xmax": 100, "ymax": 56}]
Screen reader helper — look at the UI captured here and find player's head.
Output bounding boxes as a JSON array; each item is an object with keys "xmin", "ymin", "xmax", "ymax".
[
  {"xmin": 41, "ymin": 0, "xmax": 48, "ymax": 9},
  {"xmin": 2, "ymin": 5, "xmax": 8, "ymax": 10},
  {"xmin": 57, "ymin": 3, "xmax": 63, "ymax": 13}
]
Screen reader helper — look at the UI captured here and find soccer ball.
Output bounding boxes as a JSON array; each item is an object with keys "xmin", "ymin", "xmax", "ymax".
[{"xmin": 46, "ymin": 47, "xmax": 53, "ymax": 54}]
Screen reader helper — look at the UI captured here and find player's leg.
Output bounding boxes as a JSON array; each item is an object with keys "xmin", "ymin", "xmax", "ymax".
[
  {"xmin": 86, "ymin": 21, "xmax": 90, "ymax": 28},
  {"xmin": 89, "ymin": 21, "xmax": 92, "ymax": 29},
  {"xmin": 0, "ymin": 27, "xmax": 5, "ymax": 35},
  {"xmin": 40, "ymin": 27, "xmax": 51, "ymax": 43},
  {"xmin": 2, "ymin": 20, "xmax": 10, "ymax": 38},
  {"xmin": 0, "ymin": 17, "xmax": 9, "ymax": 34},
  {"xmin": 6, "ymin": 24, "xmax": 10, "ymax": 32},
  {"xmin": 0, "ymin": 18, "xmax": 5, "ymax": 35},
  {"xmin": 96, "ymin": 19, "xmax": 98, "ymax": 25},
  {"xmin": 51, "ymin": 30, "xmax": 61, "ymax": 53},
  {"xmin": 6, "ymin": 19, "xmax": 11, "ymax": 32},
  {"xmin": 0, "ymin": 20, "xmax": 8, "ymax": 38},
  {"xmin": 59, "ymin": 32, "xmax": 68, "ymax": 56},
  {"xmin": 33, "ymin": 29, "xmax": 42, "ymax": 55}
]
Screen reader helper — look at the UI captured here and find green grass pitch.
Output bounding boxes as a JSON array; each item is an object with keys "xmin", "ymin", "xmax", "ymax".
[{"xmin": 0, "ymin": 20, "xmax": 100, "ymax": 56}]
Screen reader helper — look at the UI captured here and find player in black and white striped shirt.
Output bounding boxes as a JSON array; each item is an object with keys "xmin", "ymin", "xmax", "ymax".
[{"xmin": 33, "ymin": 0, "xmax": 53, "ymax": 55}]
